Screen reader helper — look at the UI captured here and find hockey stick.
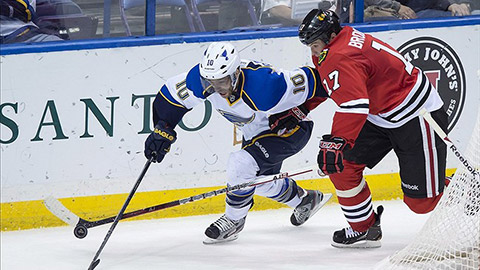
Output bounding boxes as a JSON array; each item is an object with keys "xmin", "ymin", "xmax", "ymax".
[
  {"xmin": 87, "ymin": 157, "xmax": 153, "ymax": 270},
  {"xmin": 44, "ymin": 165, "xmax": 318, "ymax": 240},
  {"xmin": 420, "ymin": 108, "xmax": 479, "ymax": 178}
]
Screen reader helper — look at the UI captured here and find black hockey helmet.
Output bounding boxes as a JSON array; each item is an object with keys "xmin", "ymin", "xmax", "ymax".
[{"xmin": 298, "ymin": 9, "xmax": 342, "ymax": 45}]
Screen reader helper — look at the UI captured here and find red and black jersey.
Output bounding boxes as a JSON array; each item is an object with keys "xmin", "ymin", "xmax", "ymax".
[{"xmin": 312, "ymin": 26, "xmax": 443, "ymax": 146}]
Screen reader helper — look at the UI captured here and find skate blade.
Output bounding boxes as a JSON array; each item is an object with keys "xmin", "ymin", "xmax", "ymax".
[
  {"xmin": 202, "ymin": 234, "xmax": 239, "ymax": 245},
  {"xmin": 291, "ymin": 192, "xmax": 334, "ymax": 226},
  {"xmin": 331, "ymin": 240, "xmax": 382, "ymax": 249},
  {"xmin": 307, "ymin": 193, "xmax": 334, "ymax": 219},
  {"xmin": 314, "ymin": 193, "xmax": 333, "ymax": 213}
]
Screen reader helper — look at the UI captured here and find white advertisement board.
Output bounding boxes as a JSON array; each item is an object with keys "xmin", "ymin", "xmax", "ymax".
[{"xmin": 1, "ymin": 25, "xmax": 479, "ymax": 203}]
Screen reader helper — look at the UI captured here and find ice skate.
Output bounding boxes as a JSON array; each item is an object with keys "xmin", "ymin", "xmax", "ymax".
[
  {"xmin": 291, "ymin": 189, "xmax": 333, "ymax": 226},
  {"xmin": 203, "ymin": 215, "xmax": 246, "ymax": 245},
  {"xmin": 331, "ymin": 205, "xmax": 384, "ymax": 248}
]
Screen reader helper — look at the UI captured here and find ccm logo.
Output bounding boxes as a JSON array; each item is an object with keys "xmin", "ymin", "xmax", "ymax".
[{"xmin": 320, "ymin": 141, "xmax": 343, "ymax": 150}]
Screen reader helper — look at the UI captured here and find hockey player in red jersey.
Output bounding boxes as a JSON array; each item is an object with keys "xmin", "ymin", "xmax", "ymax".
[{"xmin": 297, "ymin": 9, "xmax": 448, "ymax": 248}]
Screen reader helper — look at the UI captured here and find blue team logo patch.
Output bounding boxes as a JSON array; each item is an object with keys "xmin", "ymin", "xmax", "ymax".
[
  {"xmin": 397, "ymin": 37, "xmax": 466, "ymax": 132},
  {"xmin": 217, "ymin": 109, "xmax": 255, "ymax": 127}
]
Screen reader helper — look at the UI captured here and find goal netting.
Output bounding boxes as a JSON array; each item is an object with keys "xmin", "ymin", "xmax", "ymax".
[{"xmin": 376, "ymin": 109, "xmax": 480, "ymax": 270}]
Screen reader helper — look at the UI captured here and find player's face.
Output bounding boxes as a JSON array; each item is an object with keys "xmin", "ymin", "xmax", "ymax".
[
  {"xmin": 309, "ymin": 39, "xmax": 327, "ymax": 57},
  {"xmin": 208, "ymin": 76, "xmax": 233, "ymax": 98}
]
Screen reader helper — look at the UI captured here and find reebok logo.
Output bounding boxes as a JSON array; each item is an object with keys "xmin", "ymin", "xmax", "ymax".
[
  {"xmin": 451, "ymin": 145, "xmax": 478, "ymax": 177},
  {"xmin": 401, "ymin": 182, "xmax": 419, "ymax": 191}
]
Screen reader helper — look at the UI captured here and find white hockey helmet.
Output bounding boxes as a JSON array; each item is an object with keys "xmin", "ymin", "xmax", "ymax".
[{"xmin": 200, "ymin": 42, "xmax": 240, "ymax": 81}]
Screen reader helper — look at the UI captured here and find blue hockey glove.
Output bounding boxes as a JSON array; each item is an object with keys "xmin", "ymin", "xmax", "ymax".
[
  {"xmin": 317, "ymin": 135, "xmax": 351, "ymax": 175},
  {"xmin": 144, "ymin": 121, "xmax": 177, "ymax": 163}
]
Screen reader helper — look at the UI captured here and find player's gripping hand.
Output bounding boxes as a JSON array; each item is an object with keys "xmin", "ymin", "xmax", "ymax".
[
  {"xmin": 317, "ymin": 135, "xmax": 351, "ymax": 175},
  {"xmin": 0, "ymin": 0, "xmax": 34, "ymax": 22},
  {"xmin": 144, "ymin": 121, "xmax": 177, "ymax": 163},
  {"xmin": 268, "ymin": 104, "xmax": 309, "ymax": 135}
]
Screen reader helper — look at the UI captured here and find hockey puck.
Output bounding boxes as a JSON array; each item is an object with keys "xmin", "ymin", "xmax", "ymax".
[{"xmin": 74, "ymin": 224, "xmax": 88, "ymax": 239}]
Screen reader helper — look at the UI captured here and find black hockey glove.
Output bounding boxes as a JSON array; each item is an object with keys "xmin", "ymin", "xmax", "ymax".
[
  {"xmin": 0, "ymin": 0, "xmax": 33, "ymax": 22},
  {"xmin": 144, "ymin": 121, "xmax": 177, "ymax": 163},
  {"xmin": 268, "ymin": 104, "xmax": 309, "ymax": 135},
  {"xmin": 317, "ymin": 135, "xmax": 351, "ymax": 175}
]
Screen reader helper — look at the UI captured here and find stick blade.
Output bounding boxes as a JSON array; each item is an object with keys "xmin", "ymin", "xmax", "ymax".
[
  {"xmin": 43, "ymin": 196, "xmax": 80, "ymax": 226},
  {"xmin": 88, "ymin": 259, "xmax": 100, "ymax": 270}
]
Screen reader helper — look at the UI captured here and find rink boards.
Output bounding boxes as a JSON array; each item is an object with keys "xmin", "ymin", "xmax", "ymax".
[{"xmin": 1, "ymin": 22, "xmax": 479, "ymax": 231}]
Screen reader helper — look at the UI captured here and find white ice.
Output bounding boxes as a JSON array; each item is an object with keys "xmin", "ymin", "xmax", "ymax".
[{"xmin": 1, "ymin": 200, "xmax": 429, "ymax": 270}]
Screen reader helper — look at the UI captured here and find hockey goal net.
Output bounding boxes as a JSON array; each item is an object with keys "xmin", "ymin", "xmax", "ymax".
[{"xmin": 376, "ymin": 109, "xmax": 480, "ymax": 270}]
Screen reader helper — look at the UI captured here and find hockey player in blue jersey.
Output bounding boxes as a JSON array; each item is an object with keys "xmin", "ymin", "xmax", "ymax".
[{"xmin": 144, "ymin": 42, "xmax": 332, "ymax": 244}]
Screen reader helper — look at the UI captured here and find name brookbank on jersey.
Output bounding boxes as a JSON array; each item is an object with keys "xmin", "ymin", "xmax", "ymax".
[{"xmin": 397, "ymin": 37, "xmax": 466, "ymax": 132}]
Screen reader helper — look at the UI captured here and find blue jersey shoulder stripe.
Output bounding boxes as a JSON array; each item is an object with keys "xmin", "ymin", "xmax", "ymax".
[
  {"xmin": 300, "ymin": 67, "xmax": 319, "ymax": 100},
  {"xmin": 159, "ymin": 85, "xmax": 185, "ymax": 108},
  {"xmin": 237, "ymin": 72, "xmax": 257, "ymax": 110},
  {"xmin": 301, "ymin": 66, "xmax": 325, "ymax": 99},
  {"xmin": 301, "ymin": 66, "xmax": 316, "ymax": 99},
  {"xmin": 241, "ymin": 92, "xmax": 259, "ymax": 111},
  {"xmin": 186, "ymin": 64, "xmax": 208, "ymax": 99},
  {"xmin": 240, "ymin": 67, "xmax": 286, "ymax": 111}
]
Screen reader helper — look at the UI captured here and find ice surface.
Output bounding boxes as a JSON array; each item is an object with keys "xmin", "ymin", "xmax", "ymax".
[{"xmin": 1, "ymin": 200, "xmax": 429, "ymax": 270}]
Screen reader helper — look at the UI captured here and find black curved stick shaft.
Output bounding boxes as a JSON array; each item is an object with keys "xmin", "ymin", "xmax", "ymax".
[{"xmin": 87, "ymin": 158, "xmax": 153, "ymax": 270}]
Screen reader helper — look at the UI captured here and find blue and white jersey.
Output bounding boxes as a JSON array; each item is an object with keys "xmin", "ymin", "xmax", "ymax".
[{"xmin": 158, "ymin": 60, "xmax": 320, "ymax": 140}]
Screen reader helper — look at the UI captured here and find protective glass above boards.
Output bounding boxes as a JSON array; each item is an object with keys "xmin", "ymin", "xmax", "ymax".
[{"xmin": 1, "ymin": 0, "xmax": 479, "ymax": 44}]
